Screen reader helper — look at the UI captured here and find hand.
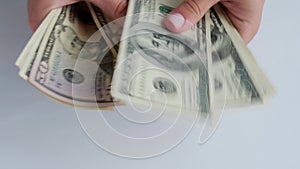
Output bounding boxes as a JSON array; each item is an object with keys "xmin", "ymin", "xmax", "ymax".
[
  {"xmin": 27, "ymin": 0, "xmax": 127, "ymax": 31},
  {"xmin": 164, "ymin": 0, "xmax": 265, "ymax": 43}
]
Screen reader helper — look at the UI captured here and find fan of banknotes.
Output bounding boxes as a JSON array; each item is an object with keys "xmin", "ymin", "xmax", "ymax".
[{"xmin": 16, "ymin": 1, "xmax": 274, "ymax": 114}]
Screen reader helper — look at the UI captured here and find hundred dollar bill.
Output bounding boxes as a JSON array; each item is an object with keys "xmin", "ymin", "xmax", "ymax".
[
  {"xmin": 210, "ymin": 5, "xmax": 275, "ymax": 108},
  {"xmin": 16, "ymin": 2, "xmax": 122, "ymax": 108},
  {"xmin": 111, "ymin": 0, "xmax": 213, "ymax": 113}
]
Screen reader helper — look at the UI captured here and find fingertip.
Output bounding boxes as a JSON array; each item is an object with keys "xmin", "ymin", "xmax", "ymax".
[
  {"xmin": 28, "ymin": 19, "xmax": 38, "ymax": 32},
  {"xmin": 239, "ymin": 26, "xmax": 259, "ymax": 44},
  {"xmin": 164, "ymin": 13, "xmax": 183, "ymax": 33},
  {"xmin": 243, "ymin": 36, "xmax": 252, "ymax": 44},
  {"xmin": 164, "ymin": 13, "xmax": 192, "ymax": 33}
]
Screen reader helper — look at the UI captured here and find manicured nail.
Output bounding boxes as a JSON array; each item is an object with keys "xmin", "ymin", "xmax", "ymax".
[{"xmin": 166, "ymin": 13, "xmax": 185, "ymax": 31}]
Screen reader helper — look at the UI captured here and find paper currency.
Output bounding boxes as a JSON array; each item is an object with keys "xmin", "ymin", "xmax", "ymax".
[
  {"xmin": 111, "ymin": 1, "xmax": 274, "ymax": 113},
  {"xmin": 17, "ymin": 9, "xmax": 58, "ymax": 79},
  {"xmin": 16, "ymin": 2, "xmax": 122, "ymax": 108},
  {"xmin": 111, "ymin": 0, "xmax": 213, "ymax": 113},
  {"xmin": 16, "ymin": 1, "xmax": 274, "ymax": 113},
  {"xmin": 210, "ymin": 5, "xmax": 275, "ymax": 108}
]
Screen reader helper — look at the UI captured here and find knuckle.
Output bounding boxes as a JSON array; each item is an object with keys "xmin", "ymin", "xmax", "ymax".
[
  {"xmin": 113, "ymin": 0, "xmax": 127, "ymax": 18},
  {"xmin": 183, "ymin": 0, "xmax": 203, "ymax": 17}
]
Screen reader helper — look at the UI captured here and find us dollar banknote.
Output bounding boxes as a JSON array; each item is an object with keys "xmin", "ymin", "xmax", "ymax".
[
  {"xmin": 210, "ymin": 5, "xmax": 275, "ymax": 108},
  {"xmin": 16, "ymin": 2, "xmax": 122, "ymax": 108},
  {"xmin": 16, "ymin": 1, "xmax": 274, "ymax": 112},
  {"xmin": 16, "ymin": 9, "xmax": 58, "ymax": 79},
  {"xmin": 111, "ymin": 0, "xmax": 213, "ymax": 113}
]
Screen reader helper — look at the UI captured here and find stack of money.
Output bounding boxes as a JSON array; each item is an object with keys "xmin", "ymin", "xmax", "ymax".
[
  {"xmin": 16, "ymin": 1, "xmax": 274, "ymax": 115},
  {"xmin": 111, "ymin": 0, "xmax": 275, "ymax": 116},
  {"xmin": 16, "ymin": 2, "xmax": 121, "ymax": 109}
]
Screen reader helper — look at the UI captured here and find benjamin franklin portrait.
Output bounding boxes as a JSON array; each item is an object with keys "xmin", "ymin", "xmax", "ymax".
[{"xmin": 128, "ymin": 23, "xmax": 203, "ymax": 71}]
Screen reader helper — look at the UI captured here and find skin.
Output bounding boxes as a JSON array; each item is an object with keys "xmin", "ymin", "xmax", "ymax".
[
  {"xmin": 27, "ymin": 0, "xmax": 128, "ymax": 31},
  {"xmin": 28, "ymin": 0, "xmax": 264, "ymax": 43},
  {"xmin": 164, "ymin": 0, "xmax": 265, "ymax": 43}
]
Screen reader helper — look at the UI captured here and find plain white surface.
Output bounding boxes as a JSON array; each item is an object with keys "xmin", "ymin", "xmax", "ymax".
[{"xmin": 1, "ymin": 0, "xmax": 300, "ymax": 169}]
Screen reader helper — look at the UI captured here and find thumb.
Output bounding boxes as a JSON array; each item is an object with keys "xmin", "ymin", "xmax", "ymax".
[{"xmin": 164, "ymin": 0, "xmax": 219, "ymax": 33}]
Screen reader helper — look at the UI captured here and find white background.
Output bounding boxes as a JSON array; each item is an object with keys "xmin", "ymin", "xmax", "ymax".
[{"xmin": 0, "ymin": 0, "xmax": 299, "ymax": 169}]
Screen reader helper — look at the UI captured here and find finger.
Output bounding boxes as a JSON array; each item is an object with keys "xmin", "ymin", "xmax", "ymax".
[
  {"xmin": 89, "ymin": 0, "xmax": 128, "ymax": 20},
  {"xmin": 164, "ymin": 0, "xmax": 219, "ymax": 33},
  {"xmin": 221, "ymin": 0, "xmax": 265, "ymax": 43},
  {"xmin": 225, "ymin": 12, "xmax": 260, "ymax": 43},
  {"xmin": 27, "ymin": 0, "xmax": 78, "ymax": 31}
]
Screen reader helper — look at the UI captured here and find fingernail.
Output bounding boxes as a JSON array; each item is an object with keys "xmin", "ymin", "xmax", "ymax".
[{"xmin": 165, "ymin": 13, "xmax": 185, "ymax": 31}]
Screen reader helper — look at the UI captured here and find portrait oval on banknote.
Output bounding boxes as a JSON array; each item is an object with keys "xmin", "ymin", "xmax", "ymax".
[
  {"xmin": 128, "ymin": 22, "xmax": 202, "ymax": 71},
  {"xmin": 211, "ymin": 25, "xmax": 232, "ymax": 62},
  {"xmin": 63, "ymin": 68, "xmax": 85, "ymax": 84},
  {"xmin": 153, "ymin": 77, "xmax": 177, "ymax": 94}
]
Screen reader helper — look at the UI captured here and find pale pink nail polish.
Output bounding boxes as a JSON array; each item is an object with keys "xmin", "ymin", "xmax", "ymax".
[{"xmin": 166, "ymin": 13, "xmax": 185, "ymax": 31}]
